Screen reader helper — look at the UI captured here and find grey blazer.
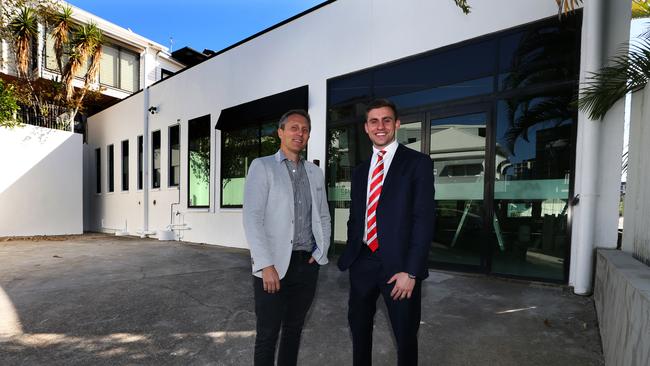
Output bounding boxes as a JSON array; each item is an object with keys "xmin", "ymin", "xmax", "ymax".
[{"xmin": 243, "ymin": 150, "xmax": 331, "ymax": 279}]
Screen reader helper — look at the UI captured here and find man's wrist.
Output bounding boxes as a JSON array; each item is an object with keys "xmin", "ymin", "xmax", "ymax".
[{"xmin": 407, "ymin": 273, "xmax": 416, "ymax": 280}]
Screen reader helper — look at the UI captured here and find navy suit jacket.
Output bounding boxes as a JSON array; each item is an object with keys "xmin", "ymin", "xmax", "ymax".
[{"xmin": 337, "ymin": 144, "xmax": 435, "ymax": 279}]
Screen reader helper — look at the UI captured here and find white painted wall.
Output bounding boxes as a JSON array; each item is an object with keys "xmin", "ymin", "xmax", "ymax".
[
  {"xmin": 0, "ymin": 125, "xmax": 82, "ymax": 236},
  {"xmin": 87, "ymin": 0, "xmax": 561, "ymax": 250},
  {"xmin": 623, "ymin": 87, "xmax": 650, "ymax": 263}
]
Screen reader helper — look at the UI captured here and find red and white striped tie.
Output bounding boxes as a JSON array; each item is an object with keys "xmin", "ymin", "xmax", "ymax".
[{"xmin": 366, "ymin": 150, "xmax": 386, "ymax": 252}]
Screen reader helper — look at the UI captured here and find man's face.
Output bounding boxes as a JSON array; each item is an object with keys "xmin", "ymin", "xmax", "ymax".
[
  {"xmin": 278, "ymin": 114, "xmax": 310, "ymax": 156},
  {"xmin": 364, "ymin": 106, "xmax": 400, "ymax": 149}
]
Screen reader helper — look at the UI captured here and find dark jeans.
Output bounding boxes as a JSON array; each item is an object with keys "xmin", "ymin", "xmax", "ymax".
[
  {"xmin": 348, "ymin": 246, "xmax": 422, "ymax": 366},
  {"xmin": 253, "ymin": 251, "xmax": 320, "ymax": 366}
]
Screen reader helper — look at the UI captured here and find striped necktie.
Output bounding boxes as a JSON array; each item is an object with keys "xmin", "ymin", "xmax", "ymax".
[{"xmin": 366, "ymin": 150, "xmax": 386, "ymax": 252}]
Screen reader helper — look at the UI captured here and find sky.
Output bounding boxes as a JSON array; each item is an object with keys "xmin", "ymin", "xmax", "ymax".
[{"xmin": 65, "ymin": 0, "xmax": 324, "ymax": 52}]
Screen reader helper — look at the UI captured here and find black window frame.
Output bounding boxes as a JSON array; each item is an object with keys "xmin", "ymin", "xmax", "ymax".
[
  {"xmin": 107, "ymin": 144, "xmax": 114, "ymax": 193},
  {"xmin": 169, "ymin": 124, "xmax": 181, "ymax": 187},
  {"xmin": 121, "ymin": 139, "xmax": 129, "ymax": 191},
  {"xmin": 187, "ymin": 115, "xmax": 211, "ymax": 209},
  {"xmin": 152, "ymin": 130, "xmax": 161, "ymax": 189},
  {"xmin": 95, "ymin": 148, "xmax": 101, "ymax": 194},
  {"xmin": 137, "ymin": 135, "xmax": 143, "ymax": 190}
]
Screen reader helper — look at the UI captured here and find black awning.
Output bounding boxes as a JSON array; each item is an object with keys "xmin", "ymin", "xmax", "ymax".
[{"xmin": 215, "ymin": 85, "xmax": 308, "ymax": 131}]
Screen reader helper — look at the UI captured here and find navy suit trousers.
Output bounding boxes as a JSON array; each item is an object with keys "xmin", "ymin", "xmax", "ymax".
[{"xmin": 348, "ymin": 246, "xmax": 422, "ymax": 366}]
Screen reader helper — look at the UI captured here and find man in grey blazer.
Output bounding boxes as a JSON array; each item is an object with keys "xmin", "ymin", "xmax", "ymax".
[{"xmin": 243, "ymin": 109, "xmax": 331, "ymax": 366}]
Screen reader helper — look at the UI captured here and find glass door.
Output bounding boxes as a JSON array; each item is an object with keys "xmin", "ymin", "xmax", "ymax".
[{"xmin": 428, "ymin": 109, "xmax": 491, "ymax": 271}]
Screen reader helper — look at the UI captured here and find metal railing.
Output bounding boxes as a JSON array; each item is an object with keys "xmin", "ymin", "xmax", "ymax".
[{"xmin": 18, "ymin": 103, "xmax": 71, "ymax": 131}]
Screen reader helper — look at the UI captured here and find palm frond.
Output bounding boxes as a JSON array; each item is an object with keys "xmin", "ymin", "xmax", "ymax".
[
  {"xmin": 62, "ymin": 22, "xmax": 103, "ymax": 101},
  {"xmin": 632, "ymin": 0, "xmax": 650, "ymax": 19},
  {"xmin": 454, "ymin": 0, "xmax": 471, "ymax": 14},
  {"xmin": 555, "ymin": 0, "xmax": 582, "ymax": 18},
  {"xmin": 578, "ymin": 40, "xmax": 650, "ymax": 120}
]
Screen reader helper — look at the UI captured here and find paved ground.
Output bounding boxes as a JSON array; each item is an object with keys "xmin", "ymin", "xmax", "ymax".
[{"xmin": 0, "ymin": 234, "xmax": 603, "ymax": 365}]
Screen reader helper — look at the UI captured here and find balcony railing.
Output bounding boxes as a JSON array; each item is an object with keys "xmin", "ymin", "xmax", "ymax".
[{"xmin": 18, "ymin": 103, "xmax": 71, "ymax": 131}]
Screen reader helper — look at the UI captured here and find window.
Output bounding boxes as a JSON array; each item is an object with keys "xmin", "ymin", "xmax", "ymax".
[
  {"xmin": 137, "ymin": 135, "xmax": 143, "ymax": 190},
  {"xmin": 107, "ymin": 144, "xmax": 114, "ymax": 192},
  {"xmin": 221, "ymin": 121, "xmax": 279, "ymax": 207},
  {"xmin": 99, "ymin": 44, "xmax": 140, "ymax": 92},
  {"xmin": 188, "ymin": 115, "xmax": 210, "ymax": 208},
  {"xmin": 169, "ymin": 125, "xmax": 180, "ymax": 186},
  {"xmin": 152, "ymin": 130, "xmax": 161, "ymax": 188},
  {"xmin": 95, "ymin": 148, "xmax": 101, "ymax": 193},
  {"xmin": 121, "ymin": 140, "xmax": 129, "ymax": 191}
]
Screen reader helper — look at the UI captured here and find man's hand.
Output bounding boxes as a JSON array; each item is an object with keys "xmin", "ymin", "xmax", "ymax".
[
  {"xmin": 308, "ymin": 256, "xmax": 316, "ymax": 264},
  {"xmin": 262, "ymin": 265, "xmax": 281, "ymax": 293},
  {"xmin": 387, "ymin": 272, "xmax": 415, "ymax": 300}
]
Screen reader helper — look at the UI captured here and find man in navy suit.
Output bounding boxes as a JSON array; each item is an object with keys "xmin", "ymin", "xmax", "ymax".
[{"xmin": 338, "ymin": 98, "xmax": 435, "ymax": 366}]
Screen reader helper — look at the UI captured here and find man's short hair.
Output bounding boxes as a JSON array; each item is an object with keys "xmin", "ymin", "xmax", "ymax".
[
  {"xmin": 278, "ymin": 109, "xmax": 311, "ymax": 131},
  {"xmin": 365, "ymin": 98, "xmax": 399, "ymax": 120}
]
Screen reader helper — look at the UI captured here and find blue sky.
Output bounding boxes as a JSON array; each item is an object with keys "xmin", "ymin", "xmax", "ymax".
[{"xmin": 66, "ymin": 0, "xmax": 324, "ymax": 52}]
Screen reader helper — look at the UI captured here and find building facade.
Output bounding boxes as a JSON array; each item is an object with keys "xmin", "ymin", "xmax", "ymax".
[
  {"xmin": 0, "ymin": 3, "xmax": 184, "ymax": 105},
  {"xmin": 85, "ymin": 0, "xmax": 631, "ymax": 291}
]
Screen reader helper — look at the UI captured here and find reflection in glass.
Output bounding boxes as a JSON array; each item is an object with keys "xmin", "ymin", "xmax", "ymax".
[
  {"xmin": 220, "ymin": 120, "xmax": 280, "ymax": 207},
  {"xmin": 430, "ymin": 113, "xmax": 487, "ymax": 266},
  {"xmin": 327, "ymin": 123, "xmax": 372, "ymax": 247},
  {"xmin": 169, "ymin": 125, "xmax": 180, "ymax": 186},
  {"xmin": 152, "ymin": 130, "xmax": 161, "ymax": 189},
  {"xmin": 396, "ymin": 121, "xmax": 422, "ymax": 151},
  {"xmin": 188, "ymin": 116, "xmax": 210, "ymax": 208},
  {"xmin": 492, "ymin": 97, "xmax": 574, "ymax": 280}
]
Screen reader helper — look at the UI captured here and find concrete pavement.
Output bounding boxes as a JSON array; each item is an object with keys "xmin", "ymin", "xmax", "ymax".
[{"xmin": 0, "ymin": 234, "xmax": 603, "ymax": 365}]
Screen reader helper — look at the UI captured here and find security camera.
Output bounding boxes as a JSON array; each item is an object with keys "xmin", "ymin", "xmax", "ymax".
[{"xmin": 148, "ymin": 106, "xmax": 158, "ymax": 114}]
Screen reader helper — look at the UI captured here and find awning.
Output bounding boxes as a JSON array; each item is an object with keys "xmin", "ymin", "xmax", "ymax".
[{"xmin": 215, "ymin": 85, "xmax": 309, "ymax": 131}]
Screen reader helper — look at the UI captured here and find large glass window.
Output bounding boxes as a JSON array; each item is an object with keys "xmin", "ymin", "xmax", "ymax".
[
  {"xmin": 326, "ymin": 12, "xmax": 581, "ymax": 282},
  {"xmin": 152, "ymin": 130, "xmax": 161, "ymax": 189},
  {"xmin": 121, "ymin": 140, "xmax": 129, "ymax": 191},
  {"xmin": 107, "ymin": 144, "xmax": 114, "ymax": 193},
  {"xmin": 44, "ymin": 32, "xmax": 138, "ymax": 91},
  {"xmin": 491, "ymin": 93, "xmax": 575, "ymax": 281},
  {"xmin": 98, "ymin": 44, "xmax": 140, "ymax": 92},
  {"xmin": 221, "ymin": 121, "xmax": 281, "ymax": 208},
  {"xmin": 99, "ymin": 45, "xmax": 119, "ymax": 87},
  {"xmin": 188, "ymin": 115, "xmax": 210, "ymax": 208},
  {"xmin": 169, "ymin": 125, "xmax": 180, "ymax": 186}
]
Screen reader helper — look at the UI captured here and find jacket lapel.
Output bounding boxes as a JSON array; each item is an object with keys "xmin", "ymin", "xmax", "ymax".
[{"xmin": 380, "ymin": 144, "xmax": 404, "ymax": 201}]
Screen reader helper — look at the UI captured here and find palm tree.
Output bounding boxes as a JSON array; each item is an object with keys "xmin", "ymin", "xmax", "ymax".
[
  {"xmin": 61, "ymin": 22, "xmax": 102, "ymax": 103},
  {"xmin": 8, "ymin": 7, "xmax": 37, "ymax": 78},
  {"xmin": 49, "ymin": 5, "xmax": 73, "ymax": 75}
]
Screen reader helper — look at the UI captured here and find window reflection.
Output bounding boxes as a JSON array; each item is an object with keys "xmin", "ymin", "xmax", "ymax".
[
  {"xmin": 188, "ymin": 116, "xmax": 210, "ymax": 208},
  {"xmin": 221, "ymin": 121, "xmax": 280, "ymax": 208},
  {"xmin": 492, "ymin": 97, "xmax": 574, "ymax": 280}
]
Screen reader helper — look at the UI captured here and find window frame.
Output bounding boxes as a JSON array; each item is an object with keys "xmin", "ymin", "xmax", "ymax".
[
  {"xmin": 187, "ymin": 115, "xmax": 211, "ymax": 209},
  {"xmin": 168, "ymin": 124, "xmax": 181, "ymax": 187},
  {"xmin": 107, "ymin": 144, "xmax": 114, "ymax": 193},
  {"xmin": 95, "ymin": 148, "xmax": 101, "ymax": 194},
  {"xmin": 121, "ymin": 139, "xmax": 129, "ymax": 191},
  {"xmin": 151, "ymin": 130, "xmax": 161, "ymax": 189}
]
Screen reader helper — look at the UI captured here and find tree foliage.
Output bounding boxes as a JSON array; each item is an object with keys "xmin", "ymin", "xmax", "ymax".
[
  {"xmin": 0, "ymin": 79, "xmax": 21, "ymax": 128},
  {"xmin": 1, "ymin": 0, "xmax": 104, "ymax": 130}
]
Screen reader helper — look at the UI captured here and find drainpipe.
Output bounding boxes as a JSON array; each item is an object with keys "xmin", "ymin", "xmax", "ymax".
[
  {"xmin": 142, "ymin": 48, "xmax": 150, "ymax": 237},
  {"xmin": 572, "ymin": 0, "xmax": 603, "ymax": 295}
]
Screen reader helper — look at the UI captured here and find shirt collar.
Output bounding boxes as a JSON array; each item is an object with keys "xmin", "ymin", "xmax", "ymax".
[
  {"xmin": 278, "ymin": 149, "xmax": 303, "ymax": 163},
  {"xmin": 372, "ymin": 139, "xmax": 398, "ymax": 157}
]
